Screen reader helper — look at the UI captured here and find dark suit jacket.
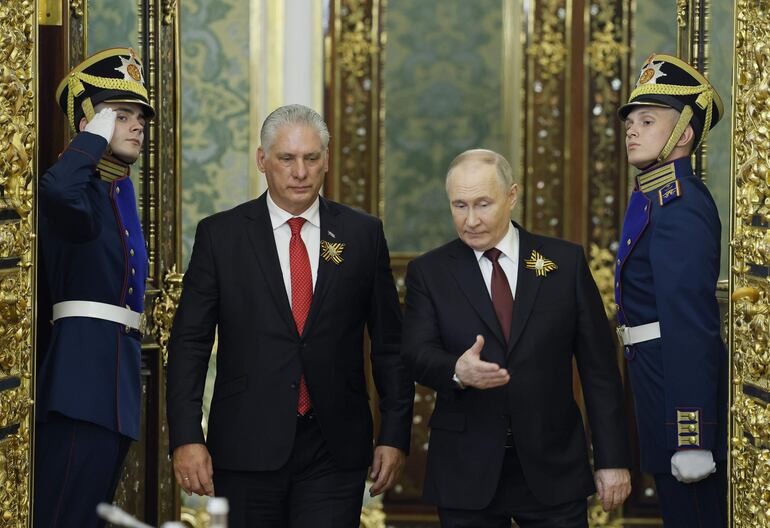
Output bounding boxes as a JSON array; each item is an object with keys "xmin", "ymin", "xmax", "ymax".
[
  {"xmin": 402, "ymin": 222, "xmax": 629, "ymax": 509},
  {"xmin": 167, "ymin": 193, "xmax": 413, "ymax": 471}
]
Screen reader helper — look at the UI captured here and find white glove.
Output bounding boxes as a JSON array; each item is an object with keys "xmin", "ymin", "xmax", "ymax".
[
  {"xmin": 84, "ymin": 107, "xmax": 116, "ymax": 143},
  {"xmin": 671, "ymin": 449, "xmax": 716, "ymax": 483}
]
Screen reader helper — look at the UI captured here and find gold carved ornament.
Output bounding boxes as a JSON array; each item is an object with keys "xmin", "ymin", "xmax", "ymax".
[{"xmin": 151, "ymin": 266, "xmax": 184, "ymax": 368}]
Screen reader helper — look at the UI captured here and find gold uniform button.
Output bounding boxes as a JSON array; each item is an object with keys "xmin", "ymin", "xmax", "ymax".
[
  {"xmin": 626, "ymin": 238, "xmax": 631, "ymax": 246},
  {"xmin": 128, "ymin": 287, "xmax": 133, "ymax": 295},
  {"xmin": 131, "ymin": 268, "xmax": 136, "ymax": 276},
  {"xmin": 688, "ymin": 412, "xmax": 696, "ymax": 420},
  {"xmin": 688, "ymin": 424, "xmax": 696, "ymax": 432},
  {"xmin": 130, "ymin": 249, "xmax": 135, "ymax": 257},
  {"xmin": 689, "ymin": 437, "xmax": 697, "ymax": 445},
  {"xmin": 125, "ymin": 229, "xmax": 130, "ymax": 237},
  {"xmin": 617, "ymin": 258, "xmax": 621, "ymax": 265},
  {"xmin": 116, "ymin": 186, "xmax": 121, "ymax": 194}
]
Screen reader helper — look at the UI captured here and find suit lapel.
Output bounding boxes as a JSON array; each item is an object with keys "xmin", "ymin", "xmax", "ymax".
[
  {"xmin": 507, "ymin": 224, "xmax": 543, "ymax": 354},
  {"xmin": 244, "ymin": 194, "xmax": 298, "ymax": 336},
  {"xmin": 447, "ymin": 240, "xmax": 507, "ymax": 349},
  {"xmin": 302, "ymin": 197, "xmax": 341, "ymax": 335}
]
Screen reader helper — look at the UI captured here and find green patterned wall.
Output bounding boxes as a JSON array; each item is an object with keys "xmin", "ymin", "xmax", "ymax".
[
  {"xmin": 383, "ymin": 0, "xmax": 507, "ymax": 253},
  {"xmin": 707, "ymin": 0, "xmax": 734, "ymax": 280},
  {"xmin": 87, "ymin": 0, "xmax": 140, "ymax": 54},
  {"xmin": 180, "ymin": 0, "xmax": 252, "ymax": 265}
]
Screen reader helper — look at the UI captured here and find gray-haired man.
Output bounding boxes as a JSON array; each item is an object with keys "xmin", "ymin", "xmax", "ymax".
[{"xmin": 167, "ymin": 104, "xmax": 414, "ymax": 527}]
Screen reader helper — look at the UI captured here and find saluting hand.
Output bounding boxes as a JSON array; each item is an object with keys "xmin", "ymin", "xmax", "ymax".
[
  {"xmin": 83, "ymin": 107, "xmax": 117, "ymax": 143},
  {"xmin": 454, "ymin": 335, "xmax": 510, "ymax": 389}
]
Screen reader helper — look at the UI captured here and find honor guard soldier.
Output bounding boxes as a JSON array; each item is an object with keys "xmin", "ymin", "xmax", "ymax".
[
  {"xmin": 35, "ymin": 47, "xmax": 154, "ymax": 527},
  {"xmin": 615, "ymin": 54, "xmax": 728, "ymax": 526}
]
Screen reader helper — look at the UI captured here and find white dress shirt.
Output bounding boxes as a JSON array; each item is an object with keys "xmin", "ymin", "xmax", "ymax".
[
  {"xmin": 473, "ymin": 222, "xmax": 519, "ymax": 299},
  {"xmin": 266, "ymin": 191, "xmax": 320, "ymax": 303}
]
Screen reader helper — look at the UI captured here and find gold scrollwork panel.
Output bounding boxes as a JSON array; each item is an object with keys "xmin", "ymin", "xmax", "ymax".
[
  {"xmin": 523, "ymin": 0, "xmax": 569, "ymax": 238},
  {"xmin": 0, "ymin": 1, "xmax": 36, "ymax": 528},
  {"xmin": 730, "ymin": 0, "xmax": 770, "ymax": 525},
  {"xmin": 326, "ymin": 0, "xmax": 383, "ymax": 216}
]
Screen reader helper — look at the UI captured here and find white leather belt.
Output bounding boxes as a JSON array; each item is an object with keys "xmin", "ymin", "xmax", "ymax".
[
  {"xmin": 616, "ymin": 322, "xmax": 661, "ymax": 346},
  {"xmin": 52, "ymin": 300, "xmax": 144, "ymax": 332}
]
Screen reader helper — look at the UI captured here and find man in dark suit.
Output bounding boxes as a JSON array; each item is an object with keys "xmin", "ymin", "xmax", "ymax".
[
  {"xmin": 166, "ymin": 104, "xmax": 414, "ymax": 527},
  {"xmin": 402, "ymin": 149, "xmax": 631, "ymax": 527},
  {"xmin": 36, "ymin": 47, "xmax": 154, "ymax": 528}
]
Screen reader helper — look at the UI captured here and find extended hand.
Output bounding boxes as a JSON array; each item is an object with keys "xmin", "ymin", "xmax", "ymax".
[
  {"xmin": 454, "ymin": 335, "xmax": 510, "ymax": 389},
  {"xmin": 671, "ymin": 449, "xmax": 716, "ymax": 483},
  {"xmin": 369, "ymin": 445, "xmax": 406, "ymax": 497},
  {"xmin": 83, "ymin": 107, "xmax": 117, "ymax": 143},
  {"xmin": 173, "ymin": 443, "xmax": 215, "ymax": 497},
  {"xmin": 594, "ymin": 468, "xmax": 631, "ymax": 512}
]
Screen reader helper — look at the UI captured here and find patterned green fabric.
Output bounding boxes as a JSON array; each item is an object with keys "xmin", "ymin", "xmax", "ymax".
[
  {"xmin": 181, "ymin": 0, "xmax": 251, "ymax": 265},
  {"xmin": 383, "ymin": 0, "xmax": 507, "ymax": 252},
  {"xmin": 706, "ymin": 0, "xmax": 733, "ymax": 280},
  {"xmin": 87, "ymin": 0, "xmax": 140, "ymax": 55}
]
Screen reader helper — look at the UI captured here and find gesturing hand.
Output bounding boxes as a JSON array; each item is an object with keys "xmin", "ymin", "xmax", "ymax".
[
  {"xmin": 454, "ymin": 335, "xmax": 510, "ymax": 389},
  {"xmin": 84, "ymin": 107, "xmax": 117, "ymax": 143}
]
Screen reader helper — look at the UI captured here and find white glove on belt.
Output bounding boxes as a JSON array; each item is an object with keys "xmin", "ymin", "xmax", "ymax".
[
  {"xmin": 84, "ymin": 107, "xmax": 116, "ymax": 143},
  {"xmin": 671, "ymin": 449, "xmax": 716, "ymax": 483}
]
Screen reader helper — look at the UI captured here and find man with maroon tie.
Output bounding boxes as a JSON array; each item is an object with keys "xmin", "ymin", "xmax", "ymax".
[
  {"xmin": 166, "ymin": 104, "xmax": 414, "ymax": 527},
  {"xmin": 401, "ymin": 149, "xmax": 631, "ymax": 527}
]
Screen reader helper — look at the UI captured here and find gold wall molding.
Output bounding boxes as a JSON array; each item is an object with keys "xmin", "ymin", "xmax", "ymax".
[
  {"xmin": 161, "ymin": 0, "xmax": 177, "ymax": 25},
  {"xmin": 69, "ymin": 0, "xmax": 85, "ymax": 18},
  {"xmin": 730, "ymin": 0, "xmax": 770, "ymax": 525},
  {"xmin": 584, "ymin": 0, "xmax": 631, "ymax": 324},
  {"xmin": 523, "ymin": 0, "xmax": 569, "ymax": 238},
  {"xmin": 152, "ymin": 266, "xmax": 184, "ymax": 368},
  {"xmin": 326, "ymin": 0, "xmax": 382, "ymax": 215},
  {"xmin": 0, "ymin": 2, "xmax": 36, "ymax": 528}
]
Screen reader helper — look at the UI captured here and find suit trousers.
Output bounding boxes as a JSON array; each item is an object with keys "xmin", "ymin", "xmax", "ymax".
[
  {"xmin": 654, "ymin": 461, "xmax": 727, "ymax": 528},
  {"xmin": 214, "ymin": 412, "xmax": 368, "ymax": 528},
  {"xmin": 438, "ymin": 443, "xmax": 588, "ymax": 528},
  {"xmin": 33, "ymin": 412, "xmax": 131, "ymax": 528}
]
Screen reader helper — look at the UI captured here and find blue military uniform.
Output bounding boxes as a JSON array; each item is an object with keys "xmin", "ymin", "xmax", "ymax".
[
  {"xmin": 615, "ymin": 54, "xmax": 727, "ymax": 527},
  {"xmin": 34, "ymin": 47, "xmax": 154, "ymax": 528}
]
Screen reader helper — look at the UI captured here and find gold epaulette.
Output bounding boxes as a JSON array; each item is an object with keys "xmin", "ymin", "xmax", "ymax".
[
  {"xmin": 637, "ymin": 162, "xmax": 677, "ymax": 193},
  {"xmin": 96, "ymin": 156, "xmax": 130, "ymax": 182}
]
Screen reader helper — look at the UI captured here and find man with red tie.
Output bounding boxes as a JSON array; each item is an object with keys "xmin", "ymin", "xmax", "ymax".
[
  {"xmin": 166, "ymin": 104, "xmax": 414, "ymax": 527},
  {"xmin": 401, "ymin": 149, "xmax": 631, "ymax": 527}
]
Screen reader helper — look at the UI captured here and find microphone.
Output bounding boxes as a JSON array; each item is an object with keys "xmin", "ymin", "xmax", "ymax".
[{"xmin": 96, "ymin": 503, "xmax": 154, "ymax": 528}]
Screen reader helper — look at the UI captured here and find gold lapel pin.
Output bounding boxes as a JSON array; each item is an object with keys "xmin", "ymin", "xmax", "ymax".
[
  {"xmin": 321, "ymin": 240, "xmax": 345, "ymax": 265},
  {"xmin": 525, "ymin": 250, "xmax": 557, "ymax": 277}
]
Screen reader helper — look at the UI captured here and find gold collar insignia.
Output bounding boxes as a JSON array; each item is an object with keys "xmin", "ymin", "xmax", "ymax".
[
  {"xmin": 525, "ymin": 250, "xmax": 558, "ymax": 277},
  {"xmin": 321, "ymin": 240, "xmax": 345, "ymax": 265}
]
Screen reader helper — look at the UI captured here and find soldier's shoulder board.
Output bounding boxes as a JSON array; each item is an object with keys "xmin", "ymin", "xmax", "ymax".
[{"xmin": 658, "ymin": 180, "xmax": 682, "ymax": 206}]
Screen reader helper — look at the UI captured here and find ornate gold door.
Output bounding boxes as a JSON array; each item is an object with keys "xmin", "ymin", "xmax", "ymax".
[{"xmin": 0, "ymin": 0, "xmax": 183, "ymax": 526}]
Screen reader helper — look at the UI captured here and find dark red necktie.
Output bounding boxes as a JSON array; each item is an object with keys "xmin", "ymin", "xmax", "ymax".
[
  {"xmin": 484, "ymin": 248, "xmax": 514, "ymax": 343},
  {"xmin": 288, "ymin": 217, "xmax": 313, "ymax": 415}
]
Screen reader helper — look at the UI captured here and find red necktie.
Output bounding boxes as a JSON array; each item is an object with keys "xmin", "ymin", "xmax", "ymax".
[
  {"xmin": 288, "ymin": 217, "xmax": 313, "ymax": 415},
  {"xmin": 484, "ymin": 248, "xmax": 514, "ymax": 343}
]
